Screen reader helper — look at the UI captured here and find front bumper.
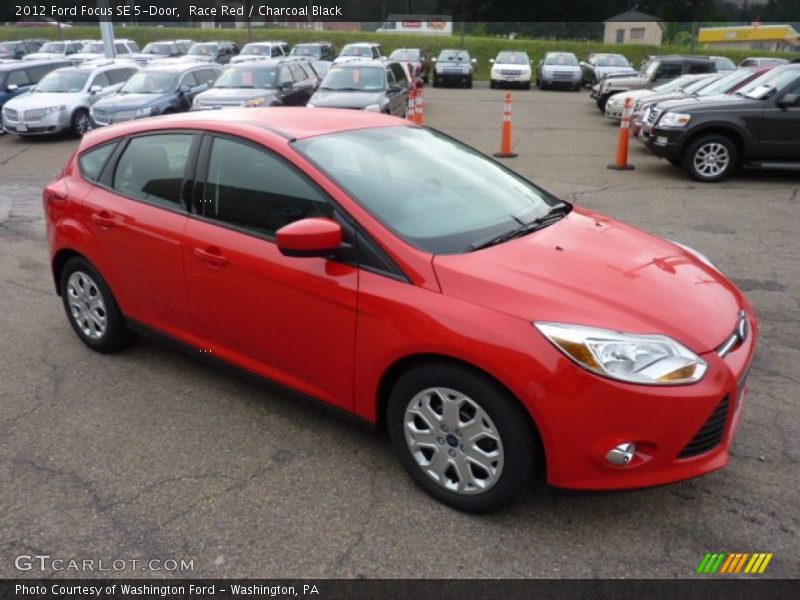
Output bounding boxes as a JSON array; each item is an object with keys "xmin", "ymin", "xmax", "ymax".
[
  {"xmin": 645, "ymin": 126, "xmax": 689, "ymax": 160},
  {"xmin": 435, "ymin": 71, "xmax": 471, "ymax": 84},
  {"xmin": 2, "ymin": 109, "xmax": 71, "ymax": 135},
  {"xmin": 491, "ymin": 72, "xmax": 531, "ymax": 84},
  {"xmin": 542, "ymin": 74, "xmax": 581, "ymax": 87},
  {"xmin": 534, "ymin": 309, "xmax": 757, "ymax": 490}
]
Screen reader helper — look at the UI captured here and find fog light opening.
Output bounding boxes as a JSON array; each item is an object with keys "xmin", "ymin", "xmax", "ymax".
[{"xmin": 606, "ymin": 442, "xmax": 636, "ymax": 466}]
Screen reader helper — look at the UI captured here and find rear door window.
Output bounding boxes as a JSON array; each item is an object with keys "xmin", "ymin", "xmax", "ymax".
[
  {"xmin": 7, "ymin": 69, "xmax": 31, "ymax": 87},
  {"xmin": 79, "ymin": 142, "xmax": 117, "ymax": 182}
]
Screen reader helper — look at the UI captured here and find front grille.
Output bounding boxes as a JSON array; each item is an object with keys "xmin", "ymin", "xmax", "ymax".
[
  {"xmin": 499, "ymin": 69, "xmax": 522, "ymax": 76},
  {"xmin": 646, "ymin": 107, "xmax": 662, "ymax": 127},
  {"xmin": 112, "ymin": 109, "xmax": 138, "ymax": 122},
  {"xmin": 3, "ymin": 108, "xmax": 18, "ymax": 122},
  {"xmin": 23, "ymin": 108, "xmax": 48, "ymax": 122},
  {"xmin": 678, "ymin": 396, "xmax": 729, "ymax": 458},
  {"xmin": 552, "ymin": 70, "xmax": 574, "ymax": 78},
  {"xmin": 440, "ymin": 68, "xmax": 466, "ymax": 75},
  {"xmin": 198, "ymin": 100, "xmax": 242, "ymax": 107}
]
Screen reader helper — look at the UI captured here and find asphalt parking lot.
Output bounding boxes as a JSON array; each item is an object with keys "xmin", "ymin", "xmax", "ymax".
[{"xmin": 1, "ymin": 83, "xmax": 798, "ymax": 579}]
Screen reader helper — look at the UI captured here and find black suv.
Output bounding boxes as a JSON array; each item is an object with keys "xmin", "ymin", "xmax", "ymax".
[
  {"xmin": 0, "ymin": 39, "xmax": 45, "ymax": 60},
  {"xmin": 289, "ymin": 42, "xmax": 337, "ymax": 61},
  {"xmin": 646, "ymin": 64, "xmax": 800, "ymax": 182}
]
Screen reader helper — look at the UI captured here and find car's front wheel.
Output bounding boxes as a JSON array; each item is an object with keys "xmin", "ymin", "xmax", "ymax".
[
  {"xmin": 387, "ymin": 362, "xmax": 538, "ymax": 513},
  {"xmin": 59, "ymin": 256, "xmax": 130, "ymax": 353},
  {"xmin": 683, "ymin": 134, "xmax": 738, "ymax": 182},
  {"xmin": 70, "ymin": 109, "xmax": 92, "ymax": 137}
]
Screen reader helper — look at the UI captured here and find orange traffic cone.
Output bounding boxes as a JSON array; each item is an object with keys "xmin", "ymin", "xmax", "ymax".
[
  {"xmin": 607, "ymin": 96, "xmax": 635, "ymax": 170},
  {"xmin": 415, "ymin": 84, "xmax": 425, "ymax": 125},
  {"xmin": 493, "ymin": 93, "xmax": 518, "ymax": 158},
  {"xmin": 407, "ymin": 86, "xmax": 416, "ymax": 123}
]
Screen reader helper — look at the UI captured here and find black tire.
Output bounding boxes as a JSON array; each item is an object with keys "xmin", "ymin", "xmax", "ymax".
[
  {"xmin": 59, "ymin": 256, "xmax": 131, "ymax": 353},
  {"xmin": 432, "ymin": 77, "xmax": 440, "ymax": 88},
  {"xmin": 466, "ymin": 76, "xmax": 473, "ymax": 89},
  {"xmin": 573, "ymin": 83, "xmax": 581, "ymax": 92},
  {"xmin": 682, "ymin": 134, "xmax": 738, "ymax": 183},
  {"xmin": 523, "ymin": 81, "xmax": 531, "ymax": 90},
  {"xmin": 489, "ymin": 79, "xmax": 496, "ymax": 89},
  {"xmin": 387, "ymin": 361, "xmax": 538, "ymax": 513},
  {"xmin": 668, "ymin": 158, "xmax": 682, "ymax": 167},
  {"xmin": 538, "ymin": 79, "xmax": 546, "ymax": 90},
  {"xmin": 70, "ymin": 109, "xmax": 92, "ymax": 137},
  {"xmin": 596, "ymin": 96, "xmax": 608, "ymax": 112}
]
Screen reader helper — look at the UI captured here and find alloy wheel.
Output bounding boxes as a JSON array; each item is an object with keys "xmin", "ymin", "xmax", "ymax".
[
  {"xmin": 693, "ymin": 142, "xmax": 730, "ymax": 178},
  {"xmin": 75, "ymin": 112, "xmax": 92, "ymax": 135},
  {"xmin": 66, "ymin": 271, "xmax": 107, "ymax": 340},
  {"xmin": 403, "ymin": 387, "xmax": 504, "ymax": 495}
]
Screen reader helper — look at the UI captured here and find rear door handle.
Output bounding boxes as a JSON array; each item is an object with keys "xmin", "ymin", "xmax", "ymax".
[
  {"xmin": 91, "ymin": 211, "xmax": 115, "ymax": 228},
  {"xmin": 193, "ymin": 247, "xmax": 229, "ymax": 268}
]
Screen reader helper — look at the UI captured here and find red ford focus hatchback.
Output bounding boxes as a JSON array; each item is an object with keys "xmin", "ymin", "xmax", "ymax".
[{"xmin": 45, "ymin": 108, "xmax": 756, "ymax": 512}]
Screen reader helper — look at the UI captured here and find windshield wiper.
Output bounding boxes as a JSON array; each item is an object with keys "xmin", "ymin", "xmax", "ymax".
[{"xmin": 468, "ymin": 204, "xmax": 571, "ymax": 252}]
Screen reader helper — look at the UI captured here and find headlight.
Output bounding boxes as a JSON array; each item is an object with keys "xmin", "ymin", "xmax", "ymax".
[
  {"xmin": 244, "ymin": 97, "xmax": 266, "ymax": 107},
  {"xmin": 43, "ymin": 105, "xmax": 66, "ymax": 116},
  {"xmin": 535, "ymin": 322, "xmax": 708, "ymax": 385},
  {"xmin": 364, "ymin": 104, "xmax": 381, "ymax": 112},
  {"xmin": 659, "ymin": 112, "xmax": 691, "ymax": 127},
  {"xmin": 306, "ymin": 103, "xmax": 315, "ymax": 108},
  {"xmin": 134, "ymin": 107, "xmax": 156, "ymax": 117}
]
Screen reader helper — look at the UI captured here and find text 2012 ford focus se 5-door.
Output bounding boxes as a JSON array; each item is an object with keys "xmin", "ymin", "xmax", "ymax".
[{"xmin": 45, "ymin": 109, "xmax": 757, "ymax": 513}]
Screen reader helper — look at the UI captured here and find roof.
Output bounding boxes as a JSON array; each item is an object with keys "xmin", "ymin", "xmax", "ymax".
[
  {"xmin": 605, "ymin": 9, "xmax": 662, "ymax": 23},
  {"xmin": 698, "ymin": 24, "xmax": 800, "ymax": 43},
  {"xmin": 0, "ymin": 59, "xmax": 71, "ymax": 71},
  {"xmin": 81, "ymin": 107, "xmax": 407, "ymax": 147},
  {"xmin": 331, "ymin": 60, "xmax": 387, "ymax": 68},
  {"xmin": 144, "ymin": 61, "xmax": 220, "ymax": 73}
]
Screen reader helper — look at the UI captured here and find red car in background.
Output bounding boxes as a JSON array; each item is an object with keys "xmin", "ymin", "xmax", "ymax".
[
  {"xmin": 389, "ymin": 48, "xmax": 430, "ymax": 83},
  {"xmin": 44, "ymin": 109, "xmax": 756, "ymax": 513}
]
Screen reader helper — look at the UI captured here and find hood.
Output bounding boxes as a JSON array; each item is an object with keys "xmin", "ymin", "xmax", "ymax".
[
  {"xmin": 432, "ymin": 208, "xmax": 744, "ymax": 353},
  {"xmin": 637, "ymin": 90, "xmax": 687, "ymax": 106},
  {"xmin": 604, "ymin": 74, "xmax": 648, "ymax": 89},
  {"xmin": 230, "ymin": 55, "xmax": 266, "ymax": 64},
  {"xmin": 607, "ymin": 88, "xmax": 659, "ymax": 105},
  {"xmin": 493, "ymin": 62, "xmax": 531, "ymax": 70},
  {"xmin": 23, "ymin": 52, "xmax": 63, "ymax": 60},
  {"xmin": 93, "ymin": 92, "xmax": 163, "ymax": 110},
  {"xmin": 5, "ymin": 91, "xmax": 83, "ymax": 109},
  {"xmin": 595, "ymin": 66, "xmax": 637, "ymax": 77},
  {"xmin": 542, "ymin": 64, "xmax": 580, "ymax": 72},
  {"xmin": 334, "ymin": 56, "xmax": 374, "ymax": 64},
  {"xmin": 69, "ymin": 52, "xmax": 103, "ymax": 61},
  {"xmin": 127, "ymin": 53, "xmax": 162, "ymax": 62},
  {"xmin": 655, "ymin": 94, "xmax": 759, "ymax": 114},
  {"xmin": 195, "ymin": 88, "xmax": 277, "ymax": 104},
  {"xmin": 654, "ymin": 93, "xmax": 738, "ymax": 112},
  {"xmin": 436, "ymin": 60, "xmax": 471, "ymax": 69},
  {"xmin": 310, "ymin": 89, "xmax": 383, "ymax": 108},
  {"xmin": 179, "ymin": 55, "xmax": 215, "ymax": 63}
]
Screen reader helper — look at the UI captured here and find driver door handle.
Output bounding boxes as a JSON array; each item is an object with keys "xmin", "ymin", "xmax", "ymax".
[{"xmin": 194, "ymin": 246, "xmax": 229, "ymax": 268}]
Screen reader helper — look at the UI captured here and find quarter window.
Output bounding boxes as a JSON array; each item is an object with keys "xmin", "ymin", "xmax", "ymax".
[
  {"xmin": 90, "ymin": 72, "xmax": 110, "ymax": 88},
  {"xmin": 196, "ymin": 137, "xmax": 332, "ymax": 237},
  {"xmin": 79, "ymin": 143, "xmax": 117, "ymax": 182},
  {"xmin": 7, "ymin": 70, "xmax": 31, "ymax": 87},
  {"xmin": 113, "ymin": 134, "xmax": 194, "ymax": 208}
]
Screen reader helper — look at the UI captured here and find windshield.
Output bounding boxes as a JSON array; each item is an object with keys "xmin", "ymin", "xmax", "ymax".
[
  {"xmin": 0, "ymin": 43, "xmax": 18, "ymax": 54},
  {"xmin": 189, "ymin": 44, "xmax": 217, "ymax": 56},
  {"xmin": 390, "ymin": 49, "xmax": 420, "ymax": 61},
  {"xmin": 321, "ymin": 66, "xmax": 384, "ymax": 91},
  {"xmin": 652, "ymin": 75, "xmax": 694, "ymax": 93},
  {"xmin": 596, "ymin": 55, "xmax": 630, "ymax": 67},
  {"xmin": 121, "ymin": 72, "xmax": 176, "ymax": 94},
  {"xmin": 295, "ymin": 127, "xmax": 559, "ymax": 254},
  {"xmin": 142, "ymin": 43, "xmax": 172, "ymax": 56},
  {"xmin": 340, "ymin": 45, "xmax": 373, "ymax": 58},
  {"xmin": 35, "ymin": 71, "xmax": 88, "ymax": 93},
  {"xmin": 698, "ymin": 69, "xmax": 757, "ymax": 95},
  {"xmin": 291, "ymin": 45, "xmax": 322, "ymax": 58},
  {"xmin": 214, "ymin": 66, "xmax": 277, "ymax": 89},
  {"xmin": 496, "ymin": 52, "xmax": 529, "ymax": 65},
  {"xmin": 241, "ymin": 44, "xmax": 271, "ymax": 56},
  {"xmin": 682, "ymin": 75, "xmax": 720, "ymax": 94},
  {"xmin": 742, "ymin": 67, "xmax": 799, "ymax": 99},
  {"xmin": 82, "ymin": 43, "xmax": 104, "ymax": 54},
  {"xmin": 39, "ymin": 42, "xmax": 65, "ymax": 53},
  {"xmin": 715, "ymin": 57, "xmax": 736, "ymax": 70},
  {"xmin": 544, "ymin": 53, "xmax": 578, "ymax": 66},
  {"xmin": 438, "ymin": 50, "xmax": 470, "ymax": 62}
]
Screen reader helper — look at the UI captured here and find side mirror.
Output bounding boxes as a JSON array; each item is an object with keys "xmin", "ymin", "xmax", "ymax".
[
  {"xmin": 276, "ymin": 218, "xmax": 343, "ymax": 258},
  {"xmin": 89, "ymin": 84, "xmax": 102, "ymax": 94},
  {"xmin": 388, "ymin": 83, "xmax": 402, "ymax": 93},
  {"xmin": 471, "ymin": 58, "xmax": 477, "ymax": 64},
  {"xmin": 489, "ymin": 58, "xmax": 495, "ymax": 64},
  {"xmin": 777, "ymin": 93, "xmax": 800, "ymax": 108},
  {"xmin": 6, "ymin": 84, "xmax": 18, "ymax": 92},
  {"xmin": 279, "ymin": 81, "xmax": 293, "ymax": 90},
  {"xmin": 431, "ymin": 57, "xmax": 437, "ymax": 63}
]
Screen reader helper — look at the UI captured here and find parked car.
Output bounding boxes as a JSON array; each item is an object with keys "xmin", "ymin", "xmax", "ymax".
[
  {"xmin": 625, "ymin": 73, "xmax": 721, "ymax": 133},
  {"xmin": 634, "ymin": 66, "xmax": 774, "ymax": 139},
  {"xmin": 645, "ymin": 64, "xmax": 800, "ymax": 181},
  {"xmin": 606, "ymin": 73, "xmax": 719, "ymax": 121},
  {"xmin": 432, "ymin": 49, "xmax": 475, "ymax": 88},
  {"xmin": 45, "ymin": 108, "xmax": 757, "ymax": 512},
  {"xmin": 333, "ymin": 43, "xmax": 383, "ymax": 64},
  {"xmin": 580, "ymin": 53, "xmax": 636, "ymax": 87},
  {"xmin": 489, "ymin": 51, "xmax": 532, "ymax": 89},
  {"xmin": 127, "ymin": 41, "xmax": 189, "ymax": 65},
  {"xmin": 739, "ymin": 57, "xmax": 788, "ymax": 68},
  {"xmin": 0, "ymin": 60, "xmax": 72, "ymax": 132},
  {"xmin": 182, "ymin": 42, "xmax": 239, "ymax": 65},
  {"xmin": 193, "ymin": 59, "xmax": 317, "ymax": 109},
  {"xmin": 70, "ymin": 39, "xmax": 141, "ymax": 63},
  {"xmin": 2, "ymin": 60, "xmax": 140, "ymax": 137},
  {"xmin": 710, "ymin": 56, "xmax": 736, "ymax": 72},
  {"xmin": 289, "ymin": 42, "xmax": 337, "ymax": 62},
  {"xmin": 389, "ymin": 48, "xmax": 430, "ymax": 83},
  {"xmin": 308, "ymin": 61, "xmax": 408, "ymax": 116},
  {"xmin": 536, "ymin": 52, "xmax": 582, "ymax": 91},
  {"xmin": 0, "ymin": 39, "xmax": 46, "ymax": 60},
  {"xmin": 90, "ymin": 62, "xmax": 222, "ymax": 126},
  {"xmin": 310, "ymin": 60, "xmax": 332, "ymax": 79},
  {"xmin": 592, "ymin": 56, "xmax": 717, "ymax": 111},
  {"xmin": 231, "ymin": 42, "xmax": 290, "ymax": 64},
  {"xmin": 23, "ymin": 41, "xmax": 85, "ymax": 61}
]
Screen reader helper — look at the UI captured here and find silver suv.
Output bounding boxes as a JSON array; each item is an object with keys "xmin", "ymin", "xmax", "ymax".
[
  {"xmin": 231, "ymin": 41, "xmax": 289, "ymax": 64},
  {"xmin": 2, "ymin": 60, "xmax": 140, "ymax": 136}
]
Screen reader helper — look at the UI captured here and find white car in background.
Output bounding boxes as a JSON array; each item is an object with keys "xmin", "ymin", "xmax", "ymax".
[
  {"xmin": 69, "ymin": 39, "xmax": 140, "ymax": 63},
  {"xmin": 2, "ymin": 60, "xmax": 140, "ymax": 136},
  {"xmin": 231, "ymin": 41, "xmax": 289, "ymax": 64},
  {"xmin": 333, "ymin": 43, "xmax": 383, "ymax": 64},
  {"xmin": 489, "ymin": 51, "xmax": 532, "ymax": 89},
  {"xmin": 604, "ymin": 74, "xmax": 710, "ymax": 119},
  {"xmin": 23, "ymin": 41, "xmax": 86, "ymax": 62}
]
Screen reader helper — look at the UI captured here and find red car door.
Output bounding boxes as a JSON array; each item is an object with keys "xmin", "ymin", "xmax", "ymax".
[
  {"xmin": 182, "ymin": 134, "xmax": 358, "ymax": 410},
  {"xmin": 79, "ymin": 132, "xmax": 197, "ymax": 336}
]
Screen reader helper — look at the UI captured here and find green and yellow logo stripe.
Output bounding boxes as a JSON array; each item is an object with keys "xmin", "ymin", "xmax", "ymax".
[{"xmin": 696, "ymin": 552, "xmax": 773, "ymax": 574}]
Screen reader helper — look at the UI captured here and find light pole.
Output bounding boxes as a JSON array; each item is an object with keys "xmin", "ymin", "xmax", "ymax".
[{"xmin": 97, "ymin": 0, "xmax": 117, "ymax": 59}]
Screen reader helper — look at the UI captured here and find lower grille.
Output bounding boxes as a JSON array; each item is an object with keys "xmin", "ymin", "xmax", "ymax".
[
  {"xmin": 499, "ymin": 69, "xmax": 522, "ymax": 76},
  {"xmin": 23, "ymin": 108, "xmax": 48, "ymax": 122},
  {"xmin": 678, "ymin": 396, "xmax": 729, "ymax": 458}
]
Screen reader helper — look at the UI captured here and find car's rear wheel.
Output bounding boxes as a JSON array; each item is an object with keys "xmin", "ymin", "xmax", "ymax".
[
  {"xmin": 387, "ymin": 362, "xmax": 537, "ymax": 513},
  {"xmin": 537, "ymin": 79, "xmax": 546, "ymax": 90},
  {"xmin": 523, "ymin": 81, "xmax": 531, "ymax": 90},
  {"xmin": 683, "ymin": 134, "xmax": 738, "ymax": 182},
  {"xmin": 489, "ymin": 79, "xmax": 496, "ymax": 89},
  {"xmin": 59, "ymin": 257, "xmax": 130, "ymax": 353},
  {"xmin": 70, "ymin": 109, "xmax": 92, "ymax": 137},
  {"xmin": 466, "ymin": 76, "xmax": 473, "ymax": 89}
]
